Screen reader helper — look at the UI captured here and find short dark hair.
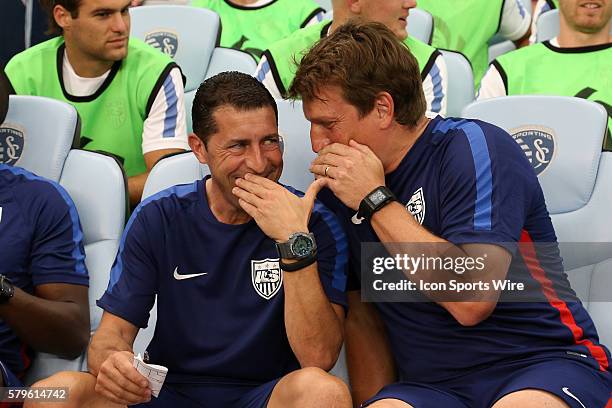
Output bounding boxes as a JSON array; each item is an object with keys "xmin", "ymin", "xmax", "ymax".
[
  {"xmin": 40, "ymin": 0, "xmax": 82, "ymax": 35},
  {"xmin": 192, "ymin": 71, "xmax": 278, "ymax": 146},
  {"xmin": 289, "ymin": 20, "xmax": 426, "ymax": 128}
]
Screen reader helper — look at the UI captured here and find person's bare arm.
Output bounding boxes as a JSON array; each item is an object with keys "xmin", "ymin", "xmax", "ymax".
[
  {"xmin": 312, "ymin": 141, "xmax": 512, "ymax": 326},
  {"xmin": 0, "ymin": 283, "xmax": 89, "ymax": 359},
  {"xmin": 128, "ymin": 148, "xmax": 184, "ymax": 206},
  {"xmin": 345, "ymin": 291, "xmax": 395, "ymax": 407},
  {"xmin": 233, "ymin": 175, "xmax": 345, "ymax": 370},
  {"xmin": 88, "ymin": 312, "xmax": 151, "ymax": 405}
]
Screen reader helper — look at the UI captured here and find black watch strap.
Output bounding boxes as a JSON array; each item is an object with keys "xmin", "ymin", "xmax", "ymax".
[
  {"xmin": 279, "ymin": 252, "xmax": 317, "ymax": 272},
  {"xmin": 357, "ymin": 186, "xmax": 397, "ymax": 222},
  {"xmin": 0, "ymin": 275, "xmax": 15, "ymax": 304}
]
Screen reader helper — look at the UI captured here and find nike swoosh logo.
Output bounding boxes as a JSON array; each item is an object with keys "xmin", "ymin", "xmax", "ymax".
[
  {"xmin": 351, "ymin": 213, "xmax": 364, "ymax": 225},
  {"xmin": 562, "ymin": 387, "xmax": 586, "ymax": 408},
  {"xmin": 173, "ymin": 267, "xmax": 207, "ymax": 280}
]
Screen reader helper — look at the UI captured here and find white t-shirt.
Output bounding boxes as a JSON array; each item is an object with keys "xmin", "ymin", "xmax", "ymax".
[
  {"xmin": 499, "ymin": 0, "xmax": 532, "ymax": 41},
  {"xmin": 62, "ymin": 53, "xmax": 189, "ymax": 155}
]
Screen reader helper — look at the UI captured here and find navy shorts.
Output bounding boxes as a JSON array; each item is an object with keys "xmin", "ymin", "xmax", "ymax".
[
  {"xmin": 133, "ymin": 377, "xmax": 280, "ymax": 408},
  {"xmin": 362, "ymin": 356, "xmax": 612, "ymax": 408}
]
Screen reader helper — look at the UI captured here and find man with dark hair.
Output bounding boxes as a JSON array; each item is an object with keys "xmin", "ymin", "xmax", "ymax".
[
  {"xmin": 257, "ymin": 0, "xmax": 448, "ymax": 117},
  {"xmin": 26, "ymin": 71, "xmax": 351, "ymax": 408},
  {"xmin": 5, "ymin": 0, "xmax": 189, "ymax": 207},
  {"xmin": 292, "ymin": 21, "xmax": 612, "ymax": 408},
  {"xmin": 0, "ymin": 70, "xmax": 90, "ymax": 389}
]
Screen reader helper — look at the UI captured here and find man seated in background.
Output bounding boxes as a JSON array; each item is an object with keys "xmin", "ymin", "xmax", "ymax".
[
  {"xmin": 479, "ymin": 0, "xmax": 612, "ymax": 149},
  {"xmin": 5, "ymin": 0, "xmax": 189, "ymax": 207},
  {"xmin": 291, "ymin": 21, "xmax": 612, "ymax": 407},
  {"xmin": 192, "ymin": 0, "xmax": 326, "ymax": 61},
  {"xmin": 417, "ymin": 0, "xmax": 531, "ymax": 90},
  {"xmin": 26, "ymin": 72, "xmax": 350, "ymax": 408},
  {"xmin": 0, "ymin": 69, "xmax": 90, "ymax": 388},
  {"xmin": 256, "ymin": 0, "xmax": 449, "ymax": 117}
]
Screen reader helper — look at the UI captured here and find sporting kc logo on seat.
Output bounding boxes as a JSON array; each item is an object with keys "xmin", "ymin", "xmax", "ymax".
[
  {"xmin": 511, "ymin": 126, "xmax": 556, "ymax": 176},
  {"xmin": 251, "ymin": 259, "xmax": 282, "ymax": 300},
  {"xmin": 145, "ymin": 30, "xmax": 179, "ymax": 58},
  {"xmin": 0, "ymin": 125, "xmax": 25, "ymax": 165}
]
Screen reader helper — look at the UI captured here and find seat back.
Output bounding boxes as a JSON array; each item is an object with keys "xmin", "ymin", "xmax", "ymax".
[
  {"xmin": 277, "ymin": 99, "xmax": 316, "ymax": 192},
  {"xmin": 2, "ymin": 96, "xmax": 127, "ymax": 383},
  {"xmin": 322, "ymin": 8, "xmax": 433, "ymax": 45},
  {"xmin": 462, "ymin": 96, "xmax": 612, "ymax": 346},
  {"xmin": 408, "ymin": 8, "xmax": 434, "ymax": 45},
  {"xmin": 0, "ymin": 95, "xmax": 79, "ymax": 182},
  {"xmin": 129, "ymin": 5, "xmax": 257, "ymax": 132},
  {"xmin": 440, "ymin": 50, "xmax": 474, "ymax": 117},
  {"xmin": 536, "ymin": 9, "xmax": 612, "ymax": 42}
]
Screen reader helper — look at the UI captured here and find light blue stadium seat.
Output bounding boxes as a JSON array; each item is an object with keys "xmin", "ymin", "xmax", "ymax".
[
  {"xmin": 488, "ymin": 40, "xmax": 516, "ymax": 63},
  {"xmin": 129, "ymin": 5, "xmax": 257, "ymax": 132},
  {"xmin": 408, "ymin": 8, "xmax": 434, "ymax": 45},
  {"xmin": 1, "ymin": 96, "xmax": 127, "ymax": 383},
  {"xmin": 536, "ymin": 9, "xmax": 612, "ymax": 42},
  {"xmin": 323, "ymin": 8, "xmax": 434, "ymax": 45},
  {"xmin": 439, "ymin": 50, "xmax": 474, "ymax": 117},
  {"xmin": 314, "ymin": 0, "xmax": 331, "ymax": 11},
  {"xmin": 462, "ymin": 95, "xmax": 612, "ymax": 347}
]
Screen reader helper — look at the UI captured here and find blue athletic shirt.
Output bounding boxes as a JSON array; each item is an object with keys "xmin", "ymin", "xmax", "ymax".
[
  {"xmin": 98, "ymin": 176, "xmax": 348, "ymax": 384},
  {"xmin": 318, "ymin": 116, "xmax": 610, "ymax": 383},
  {"xmin": 0, "ymin": 164, "xmax": 88, "ymax": 377}
]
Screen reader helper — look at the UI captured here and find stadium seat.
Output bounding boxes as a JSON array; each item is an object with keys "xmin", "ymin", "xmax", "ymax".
[
  {"xmin": 1, "ymin": 95, "xmax": 127, "ymax": 383},
  {"xmin": 462, "ymin": 96, "xmax": 612, "ymax": 347},
  {"xmin": 439, "ymin": 50, "xmax": 474, "ymax": 117},
  {"xmin": 323, "ymin": 8, "xmax": 434, "ymax": 45},
  {"xmin": 488, "ymin": 40, "xmax": 516, "ymax": 63},
  {"xmin": 536, "ymin": 9, "xmax": 612, "ymax": 42},
  {"xmin": 314, "ymin": 0, "xmax": 331, "ymax": 11},
  {"xmin": 129, "ymin": 5, "xmax": 257, "ymax": 132}
]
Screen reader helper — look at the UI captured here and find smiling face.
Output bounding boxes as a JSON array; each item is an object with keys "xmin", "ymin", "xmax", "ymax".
[
  {"xmin": 60, "ymin": 0, "xmax": 131, "ymax": 64},
  {"xmin": 559, "ymin": 0, "xmax": 612, "ymax": 34},
  {"xmin": 192, "ymin": 105, "xmax": 283, "ymax": 212},
  {"xmin": 354, "ymin": 0, "xmax": 416, "ymax": 40}
]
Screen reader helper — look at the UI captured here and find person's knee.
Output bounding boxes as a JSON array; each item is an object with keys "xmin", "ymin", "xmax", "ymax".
[
  {"xmin": 492, "ymin": 389, "xmax": 569, "ymax": 408},
  {"xmin": 272, "ymin": 367, "xmax": 351, "ymax": 407},
  {"xmin": 24, "ymin": 371, "xmax": 97, "ymax": 408}
]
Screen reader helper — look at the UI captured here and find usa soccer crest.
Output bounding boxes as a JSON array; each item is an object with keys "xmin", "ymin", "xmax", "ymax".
[
  {"xmin": 251, "ymin": 259, "xmax": 282, "ymax": 300},
  {"xmin": 0, "ymin": 124, "xmax": 25, "ymax": 165},
  {"xmin": 511, "ymin": 126, "xmax": 556, "ymax": 176},
  {"xmin": 145, "ymin": 30, "xmax": 179, "ymax": 57},
  {"xmin": 406, "ymin": 187, "xmax": 426, "ymax": 225}
]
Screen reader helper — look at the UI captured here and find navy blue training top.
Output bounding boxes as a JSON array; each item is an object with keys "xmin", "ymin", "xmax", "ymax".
[
  {"xmin": 319, "ymin": 116, "xmax": 610, "ymax": 382},
  {"xmin": 0, "ymin": 164, "xmax": 88, "ymax": 376},
  {"xmin": 98, "ymin": 176, "xmax": 348, "ymax": 385}
]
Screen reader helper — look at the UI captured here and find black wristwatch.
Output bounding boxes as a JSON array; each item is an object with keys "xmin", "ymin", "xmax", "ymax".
[
  {"xmin": 275, "ymin": 232, "xmax": 317, "ymax": 272},
  {"xmin": 356, "ymin": 186, "xmax": 397, "ymax": 222},
  {"xmin": 0, "ymin": 275, "xmax": 15, "ymax": 305}
]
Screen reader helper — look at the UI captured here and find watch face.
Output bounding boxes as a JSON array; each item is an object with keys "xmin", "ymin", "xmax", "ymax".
[
  {"xmin": 369, "ymin": 189, "xmax": 388, "ymax": 206},
  {"xmin": 291, "ymin": 235, "xmax": 314, "ymax": 258}
]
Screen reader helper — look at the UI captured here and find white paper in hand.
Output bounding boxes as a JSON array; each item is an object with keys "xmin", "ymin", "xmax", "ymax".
[{"xmin": 133, "ymin": 353, "xmax": 168, "ymax": 397}]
